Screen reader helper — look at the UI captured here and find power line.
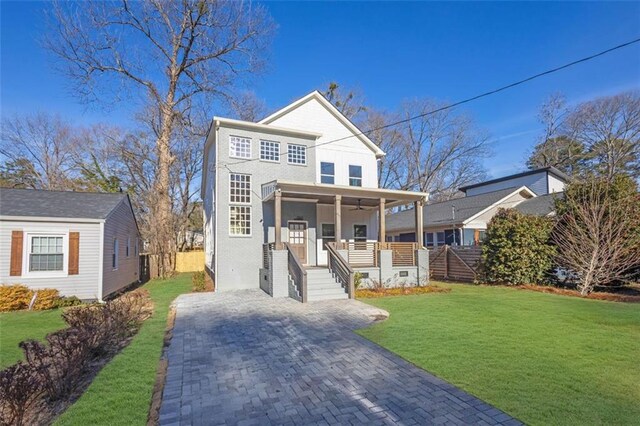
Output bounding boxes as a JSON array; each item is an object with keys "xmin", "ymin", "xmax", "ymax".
[{"xmin": 224, "ymin": 36, "xmax": 640, "ymax": 167}]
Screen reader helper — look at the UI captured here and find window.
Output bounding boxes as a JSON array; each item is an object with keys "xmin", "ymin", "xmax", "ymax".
[
  {"xmin": 426, "ymin": 233, "xmax": 434, "ymax": 248},
  {"xmin": 229, "ymin": 136, "xmax": 251, "ymax": 159},
  {"xmin": 260, "ymin": 140, "xmax": 280, "ymax": 162},
  {"xmin": 126, "ymin": 237, "xmax": 130, "ymax": 257},
  {"xmin": 436, "ymin": 232, "xmax": 445, "ymax": 246},
  {"xmin": 229, "ymin": 173, "xmax": 251, "ymax": 204},
  {"xmin": 287, "ymin": 144, "xmax": 306, "ymax": 165},
  {"xmin": 353, "ymin": 225, "xmax": 367, "ymax": 242},
  {"xmin": 112, "ymin": 238, "xmax": 119, "ymax": 269},
  {"xmin": 229, "ymin": 206, "xmax": 251, "ymax": 236},
  {"xmin": 29, "ymin": 236, "xmax": 63, "ymax": 272},
  {"xmin": 320, "ymin": 162, "xmax": 335, "ymax": 184},
  {"xmin": 349, "ymin": 165, "xmax": 362, "ymax": 187},
  {"xmin": 321, "ymin": 223, "xmax": 335, "ymax": 249},
  {"xmin": 135, "ymin": 238, "xmax": 139, "ymax": 255}
]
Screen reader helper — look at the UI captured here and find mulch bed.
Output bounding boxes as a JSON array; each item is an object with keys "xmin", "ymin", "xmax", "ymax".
[
  {"xmin": 515, "ymin": 284, "xmax": 640, "ymax": 303},
  {"xmin": 356, "ymin": 285, "xmax": 451, "ymax": 298}
]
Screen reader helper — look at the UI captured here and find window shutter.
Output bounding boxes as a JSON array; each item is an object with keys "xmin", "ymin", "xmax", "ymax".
[
  {"xmin": 69, "ymin": 232, "xmax": 80, "ymax": 275},
  {"xmin": 10, "ymin": 231, "xmax": 23, "ymax": 276}
]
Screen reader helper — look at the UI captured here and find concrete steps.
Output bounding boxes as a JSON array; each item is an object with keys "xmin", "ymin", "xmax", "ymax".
[{"xmin": 304, "ymin": 268, "xmax": 348, "ymax": 301}]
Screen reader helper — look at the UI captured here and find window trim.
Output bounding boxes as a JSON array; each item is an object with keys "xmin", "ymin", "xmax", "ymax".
[
  {"xmin": 287, "ymin": 143, "xmax": 307, "ymax": 166},
  {"xmin": 112, "ymin": 238, "xmax": 119, "ymax": 270},
  {"xmin": 228, "ymin": 135, "xmax": 252, "ymax": 159},
  {"xmin": 259, "ymin": 139, "xmax": 281, "ymax": 163},
  {"xmin": 228, "ymin": 205, "xmax": 252, "ymax": 237},
  {"xmin": 348, "ymin": 164, "xmax": 363, "ymax": 187},
  {"xmin": 320, "ymin": 162, "xmax": 335, "ymax": 184},
  {"xmin": 126, "ymin": 236, "xmax": 131, "ymax": 258},
  {"xmin": 23, "ymin": 231, "xmax": 68, "ymax": 277}
]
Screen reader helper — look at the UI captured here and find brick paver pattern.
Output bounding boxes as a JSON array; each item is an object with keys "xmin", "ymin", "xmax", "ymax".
[{"xmin": 159, "ymin": 290, "xmax": 521, "ymax": 425}]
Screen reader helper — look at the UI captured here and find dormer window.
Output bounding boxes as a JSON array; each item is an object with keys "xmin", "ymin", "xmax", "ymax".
[
  {"xmin": 320, "ymin": 162, "xmax": 335, "ymax": 184},
  {"xmin": 349, "ymin": 165, "xmax": 362, "ymax": 187}
]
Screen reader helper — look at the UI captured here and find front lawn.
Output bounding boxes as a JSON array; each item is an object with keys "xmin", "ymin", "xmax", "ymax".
[
  {"xmin": 358, "ymin": 283, "xmax": 640, "ymax": 426},
  {"xmin": 0, "ymin": 308, "xmax": 65, "ymax": 369},
  {"xmin": 55, "ymin": 273, "xmax": 192, "ymax": 425}
]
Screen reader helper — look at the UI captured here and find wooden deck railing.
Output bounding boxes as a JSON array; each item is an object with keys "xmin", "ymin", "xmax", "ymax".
[
  {"xmin": 284, "ymin": 242, "xmax": 307, "ymax": 303},
  {"xmin": 379, "ymin": 242, "xmax": 418, "ymax": 266},
  {"xmin": 326, "ymin": 242, "xmax": 354, "ymax": 299},
  {"xmin": 341, "ymin": 241, "xmax": 378, "ymax": 267},
  {"xmin": 335, "ymin": 241, "xmax": 418, "ymax": 267}
]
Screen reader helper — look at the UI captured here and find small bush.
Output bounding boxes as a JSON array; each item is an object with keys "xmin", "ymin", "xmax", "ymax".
[
  {"xmin": 191, "ymin": 270, "xmax": 206, "ymax": 292},
  {"xmin": 54, "ymin": 296, "xmax": 83, "ymax": 308},
  {"xmin": 0, "ymin": 362, "xmax": 44, "ymax": 426},
  {"xmin": 32, "ymin": 289, "xmax": 60, "ymax": 311},
  {"xmin": 353, "ymin": 272, "xmax": 363, "ymax": 290},
  {"xmin": 0, "ymin": 285, "xmax": 32, "ymax": 312}
]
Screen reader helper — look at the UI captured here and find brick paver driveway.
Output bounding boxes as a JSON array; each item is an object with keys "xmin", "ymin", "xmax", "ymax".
[{"xmin": 159, "ymin": 290, "xmax": 519, "ymax": 425}]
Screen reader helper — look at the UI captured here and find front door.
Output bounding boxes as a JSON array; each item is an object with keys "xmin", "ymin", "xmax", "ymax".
[{"xmin": 288, "ymin": 221, "xmax": 307, "ymax": 264}]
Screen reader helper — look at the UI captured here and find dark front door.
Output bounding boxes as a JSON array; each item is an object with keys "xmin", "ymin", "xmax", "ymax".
[{"xmin": 288, "ymin": 221, "xmax": 307, "ymax": 264}]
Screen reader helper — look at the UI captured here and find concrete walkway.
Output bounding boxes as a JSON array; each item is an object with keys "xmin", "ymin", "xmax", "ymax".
[{"xmin": 159, "ymin": 290, "xmax": 519, "ymax": 425}]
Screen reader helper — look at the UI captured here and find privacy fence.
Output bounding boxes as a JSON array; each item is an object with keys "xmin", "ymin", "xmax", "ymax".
[
  {"xmin": 140, "ymin": 250, "xmax": 204, "ymax": 281},
  {"xmin": 429, "ymin": 246, "xmax": 482, "ymax": 282}
]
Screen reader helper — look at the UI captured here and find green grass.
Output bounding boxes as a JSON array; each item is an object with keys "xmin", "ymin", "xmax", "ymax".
[
  {"xmin": 358, "ymin": 283, "xmax": 640, "ymax": 426},
  {"xmin": 0, "ymin": 309, "xmax": 66, "ymax": 369},
  {"xmin": 56, "ymin": 273, "xmax": 192, "ymax": 425}
]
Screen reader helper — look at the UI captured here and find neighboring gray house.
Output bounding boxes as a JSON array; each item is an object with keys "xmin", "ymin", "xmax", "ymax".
[
  {"xmin": 515, "ymin": 192, "xmax": 564, "ymax": 217},
  {"xmin": 459, "ymin": 166, "xmax": 568, "ymax": 196},
  {"xmin": 0, "ymin": 188, "xmax": 140, "ymax": 300},
  {"xmin": 202, "ymin": 91, "xmax": 429, "ymax": 302},
  {"xmin": 386, "ymin": 186, "xmax": 536, "ymax": 247}
]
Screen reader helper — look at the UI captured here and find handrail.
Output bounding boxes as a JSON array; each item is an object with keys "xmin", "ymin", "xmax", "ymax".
[
  {"xmin": 326, "ymin": 242, "xmax": 355, "ymax": 299},
  {"xmin": 283, "ymin": 242, "xmax": 307, "ymax": 303}
]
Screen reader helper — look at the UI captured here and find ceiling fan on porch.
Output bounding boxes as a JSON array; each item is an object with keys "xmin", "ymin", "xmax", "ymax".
[{"xmin": 349, "ymin": 199, "xmax": 372, "ymax": 211}]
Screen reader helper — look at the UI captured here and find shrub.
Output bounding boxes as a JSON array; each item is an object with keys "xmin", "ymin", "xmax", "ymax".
[
  {"xmin": 0, "ymin": 362, "xmax": 44, "ymax": 426},
  {"xmin": 0, "ymin": 285, "xmax": 32, "ymax": 312},
  {"xmin": 191, "ymin": 270, "xmax": 206, "ymax": 292},
  {"xmin": 481, "ymin": 209, "xmax": 556, "ymax": 285},
  {"xmin": 54, "ymin": 296, "xmax": 83, "ymax": 308},
  {"xmin": 353, "ymin": 272, "xmax": 363, "ymax": 290},
  {"xmin": 32, "ymin": 289, "xmax": 60, "ymax": 311}
]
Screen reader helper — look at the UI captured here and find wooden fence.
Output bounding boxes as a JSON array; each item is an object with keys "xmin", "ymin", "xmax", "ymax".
[
  {"xmin": 429, "ymin": 246, "xmax": 482, "ymax": 282},
  {"xmin": 139, "ymin": 250, "xmax": 204, "ymax": 282}
]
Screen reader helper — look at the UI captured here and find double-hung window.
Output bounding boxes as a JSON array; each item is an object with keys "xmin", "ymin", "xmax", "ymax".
[
  {"xmin": 113, "ymin": 238, "xmax": 119, "ymax": 269},
  {"xmin": 260, "ymin": 140, "xmax": 280, "ymax": 162},
  {"xmin": 29, "ymin": 235, "xmax": 64, "ymax": 272},
  {"xmin": 287, "ymin": 144, "xmax": 306, "ymax": 165},
  {"xmin": 320, "ymin": 162, "xmax": 335, "ymax": 184},
  {"xmin": 426, "ymin": 233, "xmax": 434, "ymax": 248},
  {"xmin": 436, "ymin": 232, "xmax": 445, "ymax": 247},
  {"xmin": 126, "ymin": 237, "xmax": 130, "ymax": 257},
  {"xmin": 349, "ymin": 165, "xmax": 362, "ymax": 187},
  {"xmin": 229, "ymin": 173, "xmax": 251, "ymax": 236},
  {"xmin": 229, "ymin": 136, "xmax": 251, "ymax": 159}
]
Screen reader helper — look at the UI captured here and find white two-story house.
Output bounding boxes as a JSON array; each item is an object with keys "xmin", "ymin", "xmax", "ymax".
[{"xmin": 202, "ymin": 91, "xmax": 429, "ymax": 302}]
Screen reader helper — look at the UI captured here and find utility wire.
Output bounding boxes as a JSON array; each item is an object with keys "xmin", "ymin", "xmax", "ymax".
[{"xmin": 225, "ymin": 36, "xmax": 640, "ymax": 167}]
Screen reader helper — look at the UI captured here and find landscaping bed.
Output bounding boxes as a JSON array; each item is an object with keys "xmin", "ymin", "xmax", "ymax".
[
  {"xmin": 356, "ymin": 284, "xmax": 450, "ymax": 298},
  {"xmin": 358, "ymin": 283, "xmax": 640, "ymax": 425}
]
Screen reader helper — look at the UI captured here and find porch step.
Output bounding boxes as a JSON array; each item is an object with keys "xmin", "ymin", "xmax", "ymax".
[{"xmin": 304, "ymin": 267, "xmax": 349, "ymax": 302}]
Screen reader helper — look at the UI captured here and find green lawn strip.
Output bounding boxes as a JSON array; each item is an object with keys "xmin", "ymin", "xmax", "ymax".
[
  {"xmin": 0, "ymin": 309, "xmax": 66, "ymax": 369},
  {"xmin": 357, "ymin": 283, "xmax": 640, "ymax": 426},
  {"xmin": 56, "ymin": 273, "xmax": 192, "ymax": 426}
]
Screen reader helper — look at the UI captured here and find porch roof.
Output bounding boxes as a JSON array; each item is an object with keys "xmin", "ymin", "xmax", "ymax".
[{"xmin": 262, "ymin": 180, "xmax": 428, "ymax": 208}]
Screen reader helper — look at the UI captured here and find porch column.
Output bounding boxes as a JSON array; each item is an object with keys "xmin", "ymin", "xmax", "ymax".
[
  {"xmin": 334, "ymin": 194, "xmax": 342, "ymax": 247},
  {"xmin": 275, "ymin": 189, "xmax": 282, "ymax": 249},
  {"xmin": 378, "ymin": 198, "xmax": 386, "ymax": 243},
  {"xmin": 415, "ymin": 199, "xmax": 424, "ymax": 248}
]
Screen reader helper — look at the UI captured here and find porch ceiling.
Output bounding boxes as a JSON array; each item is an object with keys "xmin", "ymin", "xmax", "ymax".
[{"xmin": 263, "ymin": 180, "xmax": 428, "ymax": 208}]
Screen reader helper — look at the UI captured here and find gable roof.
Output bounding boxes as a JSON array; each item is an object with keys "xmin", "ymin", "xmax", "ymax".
[
  {"xmin": 0, "ymin": 188, "xmax": 129, "ymax": 220},
  {"xmin": 515, "ymin": 192, "xmax": 563, "ymax": 216},
  {"xmin": 386, "ymin": 186, "xmax": 534, "ymax": 232},
  {"xmin": 459, "ymin": 166, "xmax": 571, "ymax": 192},
  {"xmin": 259, "ymin": 91, "xmax": 386, "ymax": 158}
]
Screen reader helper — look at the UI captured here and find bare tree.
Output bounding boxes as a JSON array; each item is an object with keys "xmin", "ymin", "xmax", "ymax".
[
  {"xmin": 47, "ymin": 0, "xmax": 275, "ymax": 275},
  {"xmin": 397, "ymin": 99, "xmax": 490, "ymax": 200},
  {"xmin": 1, "ymin": 113, "xmax": 77, "ymax": 189},
  {"xmin": 228, "ymin": 90, "xmax": 267, "ymax": 122},
  {"xmin": 552, "ymin": 176, "xmax": 640, "ymax": 295}
]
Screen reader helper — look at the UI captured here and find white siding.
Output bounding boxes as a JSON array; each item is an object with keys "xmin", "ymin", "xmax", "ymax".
[
  {"xmin": 548, "ymin": 175, "xmax": 565, "ymax": 193},
  {"xmin": 203, "ymin": 136, "xmax": 216, "ymax": 270},
  {"xmin": 0, "ymin": 219, "xmax": 102, "ymax": 300},
  {"xmin": 465, "ymin": 191, "xmax": 532, "ymax": 228},
  {"xmin": 265, "ymin": 98, "xmax": 379, "ymax": 188},
  {"xmin": 102, "ymin": 199, "xmax": 140, "ymax": 297}
]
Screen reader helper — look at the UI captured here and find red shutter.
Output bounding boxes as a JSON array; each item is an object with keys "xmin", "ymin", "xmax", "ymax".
[
  {"xmin": 68, "ymin": 232, "xmax": 80, "ymax": 275},
  {"xmin": 10, "ymin": 231, "xmax": 23, "ymax": 276}
]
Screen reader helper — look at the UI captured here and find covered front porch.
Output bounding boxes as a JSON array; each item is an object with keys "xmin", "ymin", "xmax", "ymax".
[{"xmin": 260, "ymin": 180, "xmax": 429, "ymax": 302}]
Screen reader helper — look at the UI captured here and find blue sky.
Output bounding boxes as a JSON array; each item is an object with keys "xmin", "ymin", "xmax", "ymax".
[{"xmin": 2, "ymin": 1, "xmax": 639, "ymax": 177}]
